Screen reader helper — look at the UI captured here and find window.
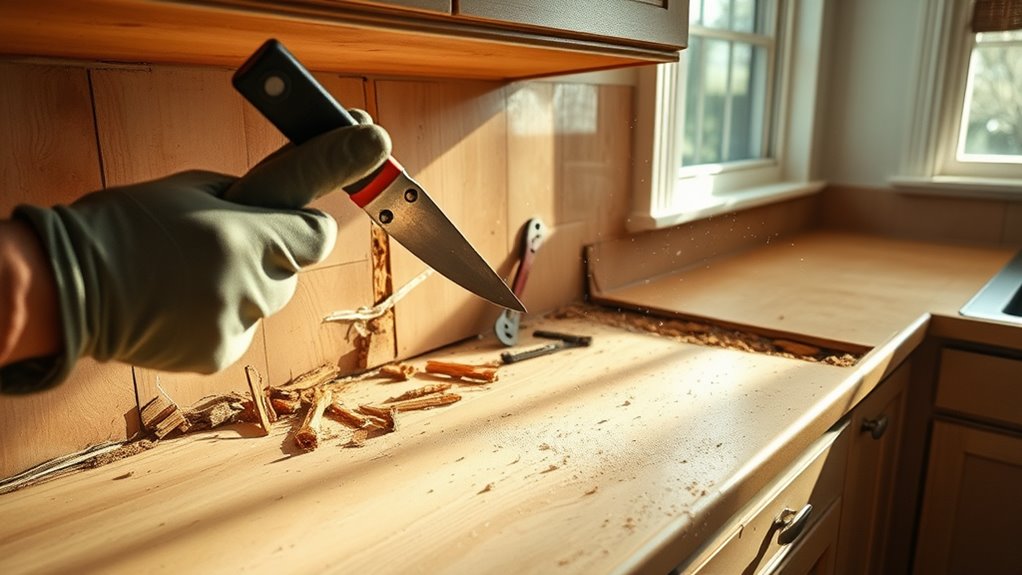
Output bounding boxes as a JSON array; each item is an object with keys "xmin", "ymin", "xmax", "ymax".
[
  {"xmin": 682, "ymin": 0, "xmax": 776, "ymax": 169},
  {"xmin": 629, "ymin": 0, "xmax": 826, "ymax": 231},
  {"xmin": 956, "ymin": 30, "xmax": 1022, "ymax": 165},
  {"xmin": 897, "ymin": 0, "xmax": 1022, "ymax": 193}
]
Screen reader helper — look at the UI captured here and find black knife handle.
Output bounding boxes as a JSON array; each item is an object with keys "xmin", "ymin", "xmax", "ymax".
[
  {"xmin": 233, "ymin": 39, "xmax": 357, "ymax": 144},
  {"xmin": 233, "ymin": 39, "xmax": 384, "ymax": 197}
]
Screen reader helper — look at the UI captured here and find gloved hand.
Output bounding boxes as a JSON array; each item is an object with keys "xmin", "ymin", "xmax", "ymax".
[{"xmin": 1, "ymin": 112, "xmax": 390, "ymax": 393}]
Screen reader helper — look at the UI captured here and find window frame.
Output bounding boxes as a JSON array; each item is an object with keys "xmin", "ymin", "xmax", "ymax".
[
  {"xmin": 894, "ymin": 0, "xmax": 1022, "ymax": 197},
  {"xmin": 629, "ymin": 0, "xmax": 826, "ymax": 232}
]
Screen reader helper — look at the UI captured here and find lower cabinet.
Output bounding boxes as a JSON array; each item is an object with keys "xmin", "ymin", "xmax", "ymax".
[
  {"xmin": 912, "ymin": 347, "xmax": 1022, "ymax": 575},
  {"xmin": 675, "ymin": 422, "xmax": 849, "ymax": 574},
  {"xmin": 834, "ymin": 359, "xmax": 910, "ymax": 574},
  {"xmin": 672, "ymin": 360, "xmax": 911, "ymax": 575}
]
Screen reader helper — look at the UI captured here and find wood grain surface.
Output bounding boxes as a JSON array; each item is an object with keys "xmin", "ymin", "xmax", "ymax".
[
  {"xmin": 0, "ymin": 314, "xmax": 889, "ymax": 574},
  {"xmin": 90, "ymin": 66, "xmax": 270, "ymax": 410},
  {"xmin": 0, "ymin": 63, "xmax": 136, "ymax": 478},
  {"xmin": 591, "ymin": 231, "xmax": 1016, "ymax": 349}
]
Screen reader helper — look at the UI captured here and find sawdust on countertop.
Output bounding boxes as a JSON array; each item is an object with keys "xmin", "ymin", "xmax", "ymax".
[{"xmin": 552, "ymin": 303, "xmax": 861, "ymax": 366}]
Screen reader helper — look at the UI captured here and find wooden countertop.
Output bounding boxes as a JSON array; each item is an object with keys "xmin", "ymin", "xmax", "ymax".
[{"xmin": 0, "ymin": 232, "xmax": 1018, "ymax": 574}]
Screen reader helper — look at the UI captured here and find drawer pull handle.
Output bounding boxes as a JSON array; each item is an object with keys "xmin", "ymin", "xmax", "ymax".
[
  {"xmin": 861, "ymin": 415, "xmax": 889, "ymax": 440},
  {"xmin": 775, "ymin": 504, "xmax": 813, "ymax": 546}
]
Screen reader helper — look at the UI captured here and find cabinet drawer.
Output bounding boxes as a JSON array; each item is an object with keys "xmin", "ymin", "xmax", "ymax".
[
  {"xmin": 937, "ymin": 348, "xmax": 1022, "ymax": 428},
  {"xmin": 676, "ymin": 423, "xmax": 849, "ymax": 574}
]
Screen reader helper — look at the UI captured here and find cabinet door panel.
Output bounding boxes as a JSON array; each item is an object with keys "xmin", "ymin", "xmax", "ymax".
[
  {"xmin": 457, "ymin": 0, "xmax": 687, "ymax": 48},
  {"xmin": 937, "ymin": 348, "xmax": 1022, "ymax": 428},
  {"xmin": 913, "ymin": 421, "xmax": 1022, "ymax": 575}
]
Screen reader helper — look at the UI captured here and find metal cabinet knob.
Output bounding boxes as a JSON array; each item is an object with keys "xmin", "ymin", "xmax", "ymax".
[
  {"xmin": 861, "ymin": 414, "xmax": 889, "ymax": 440},
  {"xmin": 775, "ymin": 503, "xmax": 813, "ymax": 546}
]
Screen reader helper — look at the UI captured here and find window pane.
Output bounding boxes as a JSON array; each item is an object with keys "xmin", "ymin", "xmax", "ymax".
[
  {"xmin": 690, "ymin": 0, "xmax": 768, "ymax": 33},
  {"xmin": 732, "ymin": 0, "xmax": 758, "ymax": 32},
  {"xmin": 960, "ymin": 40, "xmax": 1022, "ymax": 159},
  {"xmin": 681, "ymin": 37, "xmax": 769, "ymax": 167}
]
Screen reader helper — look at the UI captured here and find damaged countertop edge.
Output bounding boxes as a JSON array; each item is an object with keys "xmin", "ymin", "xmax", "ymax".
[{"xmin": 621, "ymin": 313, "xmax": 932, "ymax": 574}]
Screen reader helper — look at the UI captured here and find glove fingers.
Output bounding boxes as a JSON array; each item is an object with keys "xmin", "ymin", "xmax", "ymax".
[
  {"xmin": 225, "ymin": 123, "xmax": 391, "ymax": 209},
  {"xmin": 347, "ymin": 108, "xmax": 374, "ymax": 125},
  {"xmin": 267, "ymin": 209, "xmax": 339, "ymax": 270}
]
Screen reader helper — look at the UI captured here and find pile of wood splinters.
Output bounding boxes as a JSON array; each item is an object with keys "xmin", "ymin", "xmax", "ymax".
[{"xmin": 146, "ymin": 359, "xmax": 501, "ymax": 453}]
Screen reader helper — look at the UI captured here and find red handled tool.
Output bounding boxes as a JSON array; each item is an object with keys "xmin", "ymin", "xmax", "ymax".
[
  {"xmin": 494, "ymin": 217, "xmax": 548, "ymax": 345},
  {"xmin": 232, "ymin": 39, "xmax": 524, "ymax": 312}
]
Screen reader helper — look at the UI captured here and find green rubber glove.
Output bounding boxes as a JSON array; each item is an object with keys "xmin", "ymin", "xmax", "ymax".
[{"xmin": 1, "ymin": 114, "xmax": 390, "ymax": 393}]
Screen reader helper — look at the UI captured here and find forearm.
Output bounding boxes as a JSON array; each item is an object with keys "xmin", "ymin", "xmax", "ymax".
[{"xmin": 0, "ymin": 219, "xmax": 62, "ymax": 367}]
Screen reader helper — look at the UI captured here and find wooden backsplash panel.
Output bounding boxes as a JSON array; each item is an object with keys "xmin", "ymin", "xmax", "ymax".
[
  {"xmin": 90, "ymin": 66, "xmax": 268, "ymax": 408},
  {"xmin": 821, "ymin": 184, "xmax": 1019, "ymax": 247},
  {"xmin": 506, "ymin": 82, "xmax": 558, "ymax": 227},
  {"xmin": 555, "ymin": 83, "xmax": 633, "ymax": 244},
  {"xmin": 506, "ymin": 81, "xmax": 634, "ymax": 313},
  {"xmin": 375, "ymin": 79, "xmax": 511, "ymax": 359},
  {"xmin": 0, "ymin": 63, "xmax": 136, "ymax": 478},
  {"xmin": 91, "ymin": 67, "xmax": 250, "ymax": 181},
  {"xmin": 0, "ymin": 62, "xmax": 638, "ymax": 478}
]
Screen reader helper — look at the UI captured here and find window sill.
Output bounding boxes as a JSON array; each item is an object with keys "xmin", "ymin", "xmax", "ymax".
[
  {"xmin": 889, "ymin": 176, "xmax": 1022, "ymax": 201},
  {"xmin": 626, "ymin": 180, "xmax": 825, "ymax": 232}
]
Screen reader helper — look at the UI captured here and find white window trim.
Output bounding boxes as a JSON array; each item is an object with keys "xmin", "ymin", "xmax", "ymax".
[
  {"xmin": 892, "ymin": 0, "xmax": 1022, "ymax": 198},
  {"xmin": 628, "ymin": 0, "xmax": 828, "ymax": 232}
]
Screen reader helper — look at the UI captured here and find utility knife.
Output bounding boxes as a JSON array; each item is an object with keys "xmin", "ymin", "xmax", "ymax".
[{"xmin": 231, "ymin": 39, "xmax": 524, "ymax": 313}]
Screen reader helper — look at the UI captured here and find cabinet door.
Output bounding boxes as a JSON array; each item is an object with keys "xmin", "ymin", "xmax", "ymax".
[
  {"xmin": 456, "ymin": 0, "xmax": 687, "ymax": 48},
  {"xmin": 835, "ymin": 360, "xmax": 909, "ymax": 575},
  {"xmin": 913, "ymin": 421, "xmax": 1022, "ymax": 575}
]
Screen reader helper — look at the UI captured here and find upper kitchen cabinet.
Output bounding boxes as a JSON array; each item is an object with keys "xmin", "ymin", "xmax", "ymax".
[
  {"xmin": 0, "ymin": 0, "xmax": 686, "ymax": 80},
  {"xmin": 342, "ymin": 0, "xmax": 450, "ymax": 14},
  {"xmin": 456, "ymin": 0, "xmax": 686, "ymax": 49}
]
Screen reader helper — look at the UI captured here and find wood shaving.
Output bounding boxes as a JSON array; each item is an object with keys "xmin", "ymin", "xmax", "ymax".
[
  {"xmin": 270, "ymin": 397, "xmax": 301, "ymax": 416},
  {"xmin": 357, "ymin": 404, "xmax": 398, "ymax": 433},
  {"xmin": 244, "ymin": 365, "xmax": 273, "ymax": 434},
  {"xmin": 183, "ymin": 393, "xmax": 248, "ymax": 430},
  {"xmin": 294, "ymin": 389, "xmax": 333, "ymax": 451},
  {"xmin": 284, "ymin": 362, "xmax": 340, "ymax": 391},
  {"xmin": 379, "ymin": 364, "xmax": 417, "ymax": 381},
  {"xmin": 385, "ymin": 383, "xmax": 452, "ymax": 403},
  {"xmin": 379, "ymin": 393, "xmax": 461, "ymax": 412},
  {"xmin": 326, "ymin": 402, "xmax": 371, "ymax": 429},
  {"xmin": 425, "ymin": 360, "xmax": 499, "ymax": 382}
]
